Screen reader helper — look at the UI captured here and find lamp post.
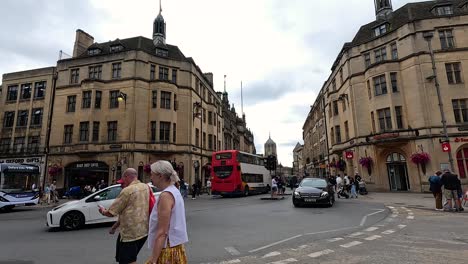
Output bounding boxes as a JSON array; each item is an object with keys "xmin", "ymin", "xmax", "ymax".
[
  {"xmin": 423, "ymin": 31, "xmax": 455, "ymax": 172},
  {"xmin": 117, "ymin": 92, "xmax": 127, "ymax": 108}
]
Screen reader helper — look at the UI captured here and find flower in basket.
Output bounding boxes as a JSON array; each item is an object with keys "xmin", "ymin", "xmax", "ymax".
[
  {"xmin": 410, "ymin": 152, "xmax": 430, "ymax": 165},
  {"xmin": 48, "ymin": 166, "xmax": 62, "ymax": 176},
  {"xmin": 143, "ymin": 164, "xmax": 151, "ymax": 173},
  {"xmin": 359, "ymin": 157, "xmax": 373, "ymax": 168}
]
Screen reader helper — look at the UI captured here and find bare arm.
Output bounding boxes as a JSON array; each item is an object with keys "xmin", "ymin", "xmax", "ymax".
[
  {"xmin": 148, "ymin": 192, "xmax": 174, "ymax": 264},
  {"xmin": 109, "ymin": 219, "xmax": 120, "ymax": 234}
]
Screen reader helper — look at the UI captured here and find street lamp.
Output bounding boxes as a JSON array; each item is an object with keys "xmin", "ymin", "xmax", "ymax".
[
  {"xmin": 117, "ymin": 92, "xmax": 127, "ymax": 109},
  {"xmin": 193, "ymin": 102, "xmax": 202, "ymax": 120},
  {"xmin": 423, "ymin": 31, "xmax": 455, "ymax": 172}
]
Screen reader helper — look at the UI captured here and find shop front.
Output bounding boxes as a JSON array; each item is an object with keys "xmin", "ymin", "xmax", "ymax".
[{"xmin": 64, "ymin": 161, "xmax": 109, "ymax": 190}]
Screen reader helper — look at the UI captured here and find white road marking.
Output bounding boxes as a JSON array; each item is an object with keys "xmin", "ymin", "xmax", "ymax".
[
  {"xmin": 382, "ymin": 229, "xmax": 395, "ymax": 235},
  {"xmin": 365, "ymin": 227, "xmax": 379, "ymax": 232},
  {"xmin": 219, "ymin": 259, "xmax": 241, "ymax": 264},
  {"xmin": 225, "ymin": 247, "xmax": 240, "ymax": 256},
  {"xmin": 268, "ymin": 258, "xmax": 297, "ymax": 264},
  {"xmin": 401, "ymin": 207, "xmax": 407, "ymax": 210},
  {"xmin": 327, "ymin": 237, "xmax": 344, "ymax": 242},
  {"xmin": 262, "ymin": 251, "xmax": 281, "ymax": 258},
  {"xmin": 398, "ymin": 224, "xmax": 407, "ymax": 229},
  {"xmin": 407, "ymin": 215, "xmax": 414, "ymax": 220},
  {"xmin": 308, "ymin": 249, "xmax": 334, "ymax": 258},
  {"xmin": 387, "ymin": 206, "xmax": 395, "ymax": 209},
  {"xmin": 360, "ymin": 209, "xmax": 386, "ymax": 226},
  {"xmin": 249, "ymin": 234, "xmax": 303, "ymax": 253},
  {"xmin": 348, "ymin": 232, "xmax": 365, "ymax": 237},
  {"xmin": 408, "ymin": 212, "xmax": 414, "ymax": 215},
  {"xmin": 391, "ymin": 214, "xmax": 398, "ymax": 218},
  {"xmin": 340, "ymin": 241, "xmax": 363, "ymax": 248},
  {"xmin": 364, "ymin": 235, "xmax": 382, "ymax": 241}
]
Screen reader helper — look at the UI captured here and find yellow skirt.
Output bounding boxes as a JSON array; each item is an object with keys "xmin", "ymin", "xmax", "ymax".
[{"xmin": 146, "ymin": 244, "xmax": 187, "ymax": 264}]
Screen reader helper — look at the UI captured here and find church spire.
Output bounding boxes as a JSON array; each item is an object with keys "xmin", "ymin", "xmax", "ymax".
[
  {"xmin": 153, "ymin": 0, "xmax": 166, "ymax": 46},
  {"xmin": 375, "ymin": 0, "xmax": 393, "ymax": 19}
]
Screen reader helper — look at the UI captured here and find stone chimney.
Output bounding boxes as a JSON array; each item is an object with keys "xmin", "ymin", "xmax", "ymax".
[
  {"xmin": 73, "ymin": 29, "xmax": 94, "ymax": 57},
  {"xmin": 204, "ymin": 72, "xmax": 214, "ymax": 86}
]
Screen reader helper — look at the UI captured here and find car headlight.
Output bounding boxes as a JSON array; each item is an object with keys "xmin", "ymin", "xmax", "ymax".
[
  {"xmin": 294, "ymin": 191, "xmax": 301, "ymax": 197},
  {"xmin": 0, "ymin": 196, "xmax": 9, "ymax": 202},
  {"xmin": 321, "ymin": 192, "xmax": 329, "ymax": 197}
]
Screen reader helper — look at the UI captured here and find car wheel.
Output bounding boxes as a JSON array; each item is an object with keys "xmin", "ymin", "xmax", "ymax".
[
  {"xmin": 293, "ymin": 198, "xmax": 302, "ymax": 207},
  {"xmin": 60, "ymin": 211, "xmax": 85, "ymax": 231},
  {"xmin": 243, "ymin": 186, "xmax": 250, "ymax": 197}
]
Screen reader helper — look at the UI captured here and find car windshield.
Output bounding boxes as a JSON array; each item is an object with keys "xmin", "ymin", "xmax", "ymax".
[{"xmin": 300, "ymin": 179, "xmax": 327, "ymax": 188}]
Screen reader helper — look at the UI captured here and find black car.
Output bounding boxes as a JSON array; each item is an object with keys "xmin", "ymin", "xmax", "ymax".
[{"xmin": 292, "ymin": 178, "xmax": 335, "ymax": 207}]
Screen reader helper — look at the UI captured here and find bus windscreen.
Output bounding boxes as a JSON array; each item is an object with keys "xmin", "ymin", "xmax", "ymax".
[{"xmin": 213, "ymin": 166, "xmax": 233, "ymax": 179}]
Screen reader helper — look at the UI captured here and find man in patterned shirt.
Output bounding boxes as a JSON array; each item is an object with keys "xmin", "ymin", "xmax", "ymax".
[{"xmin": 99, "ymin": 168, "xmax": 149, "ymax": 264}]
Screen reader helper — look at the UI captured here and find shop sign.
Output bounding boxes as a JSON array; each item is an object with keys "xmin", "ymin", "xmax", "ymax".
[
  {"xmin": 372, "ymin": 133, "xmax": 399, "ymax": 141},
  {"xmin": 454, "ymin": 137, "xmax": 468, "ymax": 143},
  {"xmin": 74, "ymin": 162, "xmax": 101, "ymax": 169},
  {"xmin": 442, "ymin": 142, "xmax": 451, "ymax": 153},
  {"xmin": 345, "ymin": 151, "xmax": 354, "ymax": 159},
  {"xmin": 0, "ymin": 157, "xmax": 43, "ymax": 164}
]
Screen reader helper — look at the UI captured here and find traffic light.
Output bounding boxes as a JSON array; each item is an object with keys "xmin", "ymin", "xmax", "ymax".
[
  {"xmin": 271, "ymin": 155, "xmax": 277, "ymax": 171},
  {"xmin": 264, "ymin": 155, "xmax": 277, "ymax": 171}
]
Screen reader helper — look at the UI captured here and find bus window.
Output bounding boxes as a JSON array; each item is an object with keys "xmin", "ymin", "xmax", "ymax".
[
  {"xmin": 215, "ymin": 153, "xmax": 232, "ymax": 160},
  {"xmin": 213, "ymin": 166, "xmax": 233, "ymax": 179}
]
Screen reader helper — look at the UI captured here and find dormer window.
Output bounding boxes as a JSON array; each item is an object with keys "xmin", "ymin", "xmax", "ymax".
[
  {"xmin": 434, "ymin": 5, "xmax": 453, "ymax": 15},
  {"xmin": 374, "ymin": 24, "xmax": 387, "ymax": 37},
  {"xmin": 156, "ymin": 48, "xmax": 168, "ymax": 57},
  {"xmin": 110, "ymin": 45, "xmax": 123, "ymax": 53},
  {"xmin": 87, "ymin": 48, "xmax": 101, "ymax": 56}
]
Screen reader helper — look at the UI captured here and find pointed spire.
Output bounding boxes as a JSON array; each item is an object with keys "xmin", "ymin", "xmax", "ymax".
[{"xmin": 159, "ymin": 0, "xmax": 162, "ymax": 14}]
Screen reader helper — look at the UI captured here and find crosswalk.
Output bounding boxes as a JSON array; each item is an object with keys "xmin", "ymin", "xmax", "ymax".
[{"xmin": 206, "ymin": 206, "xmax": 416, "ymax": 264}]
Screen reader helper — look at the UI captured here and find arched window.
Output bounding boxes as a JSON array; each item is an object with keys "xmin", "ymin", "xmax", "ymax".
[
  {"xmin": 386, "ymin": 153, "xmax": 406, "ymax": 163},
  {"xmin": 456, "ymin": 147, "xmax": 468, "ymax": 178}
]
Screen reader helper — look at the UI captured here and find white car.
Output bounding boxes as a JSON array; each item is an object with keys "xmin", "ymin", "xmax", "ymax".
[{"xmin": 47, "ymin": 184, "xmax": 160, "ymax": 230}]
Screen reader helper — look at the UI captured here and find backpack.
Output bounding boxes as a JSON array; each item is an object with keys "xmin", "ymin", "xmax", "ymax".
[{"xmin": 148, "ymin": 186, "xmax": 156, "ymax": 214}]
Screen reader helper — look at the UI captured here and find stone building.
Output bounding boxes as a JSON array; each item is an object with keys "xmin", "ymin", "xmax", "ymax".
[
  {"xmin": 0, "ymin": 67, "xmax": 56, "ymax": 185},
  {"xmin": 264, "ymin": 134, "xmax": 277, "ymax": 157},
  {"xmin": 302, "ymin": 92, "xmax": 329, "ymax": 178},
  {"xmin": 220, "ymin": 91, "xmax": 256, "ymax": 154},
  {"xmin": 45, "ymin": 7, "xmax": 224, "ymax": 190},
  {"xmin": 304, "ymin": 0, "xmax": 468, "ymax": 192},
  {"xmin": 292, "ymin": 142, "xmax": 304, "ymax": 176}
]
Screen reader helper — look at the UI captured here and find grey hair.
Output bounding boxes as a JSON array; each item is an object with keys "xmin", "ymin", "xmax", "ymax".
[{"xmin": 150, "ymin": 160, "xmax": 180, "ymax": 184}]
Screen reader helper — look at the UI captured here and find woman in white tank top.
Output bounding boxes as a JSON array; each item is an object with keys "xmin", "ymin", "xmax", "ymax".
[{"xmin": 146, "ymin": 160, "xmax": 188, "ymax": 264}]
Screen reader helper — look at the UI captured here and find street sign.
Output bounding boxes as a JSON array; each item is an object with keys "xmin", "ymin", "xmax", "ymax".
[{"xmin": 442, "ymin": 142, "xmax": 451, "ymax": 152}]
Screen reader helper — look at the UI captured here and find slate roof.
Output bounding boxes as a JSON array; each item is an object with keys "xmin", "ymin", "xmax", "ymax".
[
  {"xmin": 352, "ymin": 0, "xmax": 468, "ymax": 46},
  {"xmin": 75, "ymin": 36, "xmax": 187, "ymax": 61}
]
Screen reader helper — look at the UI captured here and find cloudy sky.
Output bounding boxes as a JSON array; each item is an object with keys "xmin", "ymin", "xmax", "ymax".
[{"xmin": 0, "ymin": 0, "xmax": 419, "ymax": 166}]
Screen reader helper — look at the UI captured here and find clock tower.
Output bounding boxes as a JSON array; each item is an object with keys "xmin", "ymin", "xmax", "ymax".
[{"xmin": 153, "ymin": 0, "xmax": 166, "ymax": 46}]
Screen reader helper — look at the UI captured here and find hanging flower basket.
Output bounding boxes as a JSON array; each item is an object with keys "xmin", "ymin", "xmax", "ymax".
[
  {"xmin": 359, "ymin": 157, "xmax": 373, "ymax": 175},
  {"xmin": 410, "ymin": 152, "xmax": 430, "ymax": 174},
  {"xmin": 48, "ymin": 166, "xmax": 62, "ymax": 177},
  {"xmin": 143, "ymin": 164, "xmax": 151, "ymax": 173}
]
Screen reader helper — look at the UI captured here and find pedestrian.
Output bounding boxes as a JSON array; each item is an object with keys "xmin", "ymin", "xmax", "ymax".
[
  {"xmin": 147, "ymin": 160, "xmax": 188, "ymax": 264},
  {"xmin": 100, "ymin": 179, "xmax": 108, "ymax": 190},
  {"xmin": 440, "ymin": 169, "xmax": 463, "ymax": 212},
  {"xmin": 344, "ymin": 174, "xmax": 351, "ymax": 193},
  {"xmin": 277, "ymin": 177, "xmax": 283, "ymax": 195},
  {"xmin": 98, "ymin": 168, "xmax": 150, "ymax": 264},
  {"xmin": 50, "ymin": 180, "xmax": 59, "ymax": 203},
  {"xmin": 206, "ymin": 178, "xmax": 212, "ymax": 195},
  {"xmin": 271, "ymin": 177, "xmax": 278, "ymax": 198},
  {"xmin": 196, "ymin": 179, "xmax": 202, "ymax": 196},
  {"xmin": 42, "ymin": 184, "xmax": 51, "ymax": 205},
  {"xmin": 328, "ymin": 175, "xmax": 337, "ymax": 193},
  {"xmin": 350, "ymin": 177, "xmax": 358, "ymax": 198},
  {"xmin": 179, "ymin": 179, "xmax": 187, "ymax": 198},
  {"xmin": 428, "ymin": 171, "xmax": 443, "ymax": 211},
  {"xmin": 191, "ymin": 183, "xmax": 197, "ymax": 200}
]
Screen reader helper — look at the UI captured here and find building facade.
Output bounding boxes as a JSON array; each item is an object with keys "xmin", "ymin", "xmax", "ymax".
[
  {"xmin": 292, "ymin": 143, "xmax": 304, "ymax": 176},
  {"xmin": 0, "ymin": 67, "xmax": 56, "ymax": 185},
  {"xmin": 46, "ymin": 7, "xmax": 227, "ymax": 190},
  {"xmin": 304, "ymin": 0, "xmax": 468, "ymax": 192}
]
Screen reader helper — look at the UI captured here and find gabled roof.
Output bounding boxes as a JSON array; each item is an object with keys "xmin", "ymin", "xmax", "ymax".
[
  {"xmin": 75, "ymin": 36, "xmax": 186, "ymax": 61},
  {"xmin": 293, "ymin": 142, "xmax": 303, "ymax": 152}
]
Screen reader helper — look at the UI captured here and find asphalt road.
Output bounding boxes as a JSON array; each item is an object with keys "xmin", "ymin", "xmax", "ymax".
[{"xmin": 0, "ymin": 194, "xmax": 387, "ymax": 264}]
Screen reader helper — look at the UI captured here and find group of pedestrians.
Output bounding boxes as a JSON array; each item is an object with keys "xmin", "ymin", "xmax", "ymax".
[
  {"xmin": 429, "ymin": 169, "xmax": 464, "ymax": 212},
  {"xmin": 271, "ymin": 176, "xmax": 287, "ymax": 198},
  {"xmin": 40, "ymin": 180, "xmax": 59, "ymax": 205},
  {"xmin": 331, "ymin": 173, "xmax": 367, "ymax": 199},
  {"xmin": 98, "ymin": 160, "xmax": 188, "ymax": 264}
]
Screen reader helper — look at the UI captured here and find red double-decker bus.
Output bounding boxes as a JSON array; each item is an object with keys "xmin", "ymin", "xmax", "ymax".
[{"xmin": 211, "ymin": 150, "xmax": 271, "ymax": 197}]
